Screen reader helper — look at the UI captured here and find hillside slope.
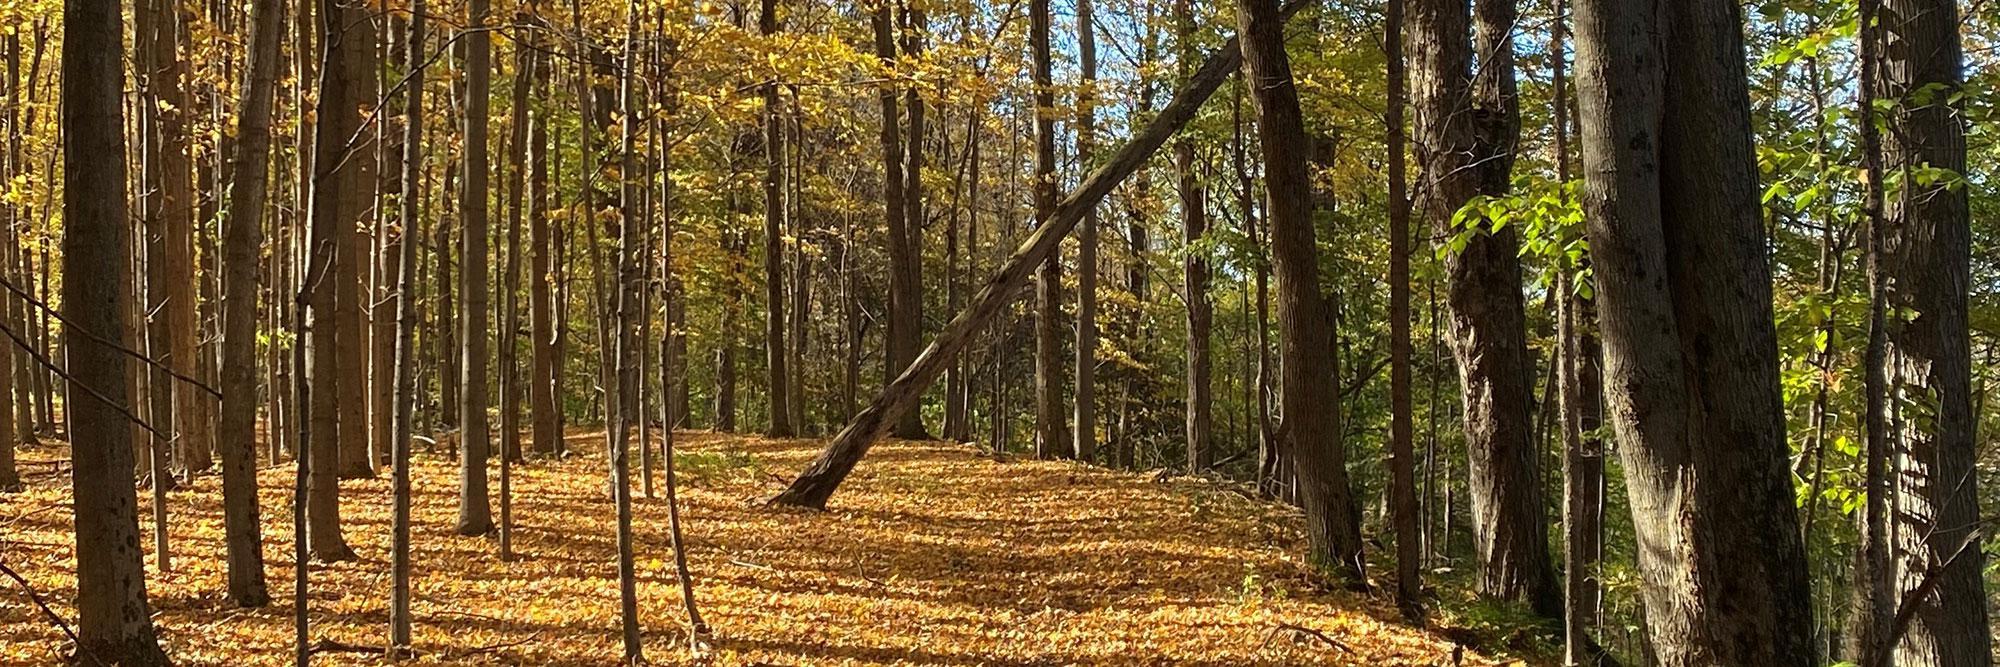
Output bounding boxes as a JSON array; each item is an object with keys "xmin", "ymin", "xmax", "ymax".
[{"xmin": 1, "ymin": 433, "xmax": 1509, "ymax": 665}]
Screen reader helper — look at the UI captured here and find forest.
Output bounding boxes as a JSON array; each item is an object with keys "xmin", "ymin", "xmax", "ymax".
[{"xmin": 0, "ymin": 0, "xmax": 1995, "ymax": 663}]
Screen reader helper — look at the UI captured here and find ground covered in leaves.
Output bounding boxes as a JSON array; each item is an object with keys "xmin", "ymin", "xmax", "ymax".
[{"xmin": 2, "ymin": 432, "xmax": 1518, "ymax": 665}]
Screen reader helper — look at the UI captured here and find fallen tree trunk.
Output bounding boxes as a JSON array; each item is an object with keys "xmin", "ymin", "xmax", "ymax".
[{"xmin": 770, "ymin": 0, "xmax": 1310, "ymax": 509}]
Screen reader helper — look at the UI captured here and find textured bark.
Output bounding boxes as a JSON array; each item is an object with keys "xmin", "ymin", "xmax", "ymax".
[
  {"xmin": 62, "ymin": 0, "xmax": 170, "ymax": 657},
  {"xmin": 1174, "ymin": 0, "xmax": 1210, "ymax": 473},
  {"xmin": 613, "ymin": 7, "xmax": 643, "ymax": 657},
  {"xmin": 216, "ymin": 0, "xmax": 283, "ymax": 607},
  {"xmin": 878, "ymin": 2, "xmax": 928, "ymax": 441},
  {"xmin": 389, "ymin": 0, "xmax": 426, "ymax": 647},
  {"xmin": 140, "ymin": 0, "xmax": 212, "ymax": 476},
  {"xmin": 1411, "ymin": 0, "xmax": 1559, "ymax": 617},
  {"xmin": 1238, "ymin": 0, "xmax": 1365, "ymax": 582},
  {"xmin": 1029, "ymin": 0, "xmax": 1068, "ymax": 459},
  {"xmin": 304, "ymin": 0, "xmax": 361, "ymax": 562},
  {"xmin": 457, "ymin": 0, "xmax": 494, "ymax": 536},
  {"xmin": 771, "ymin": 3, "xmax": 1279, "ymax": 509},
  {"xmin": 1571, "ymin": 0, "xmax": 1815, "ymax": 661},
  {"xmin": 498, "ymin": 16, "xmax": 536, "ymax": 558},
  {"xmin": 333, "ymin": 1, "xmax": 376, "ymax": 480},
  {"xmin": 1384, "ymin": 0, "xmax": 1420, "ymax": 618},
  {"xmin": 1875, "ymin": 0, "xmax": 1989, "ymax": 663},
  {"xmin": 762, "ymin": 0, "xmax": 793, "ymax": 437},
  {"xmin": 0, "ymin": 35, "xmax": 16, "ymax": 490},
  {"xmin": 1072, "ymin": 0, "xmax": 1098, "ymax": 462}
]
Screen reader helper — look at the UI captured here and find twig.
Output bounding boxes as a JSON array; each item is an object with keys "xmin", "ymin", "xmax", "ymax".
[
  {"xmin": 1256, "ymin": 622, "xmax": 1356, "ymax": 655},
  {"xmin": 0, "ymin": 557, "xmax": 90, "ymax": 663},
  {"xmin": 0, "ymin": 316, "xmax": 171, "ymax": 442},
  {"xmin": 0, "ymin": 274, "xmax": 222, "ymax": 399}
]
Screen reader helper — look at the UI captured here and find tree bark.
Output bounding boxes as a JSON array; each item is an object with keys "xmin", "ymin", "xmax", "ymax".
[
  {"xmin": 1173, "ymin": 0, "xmax": 1210, "ymax": 473},
  {"xmin": 1029, "ymin": 0, "xmax": 1068, "ymax": 459},
  {"xmin": 1384, "ymin": 0, "xmax": 1420, "ymax": 619},
  {"xmin": 1571, "ymin": 0, "xmax": 1815, "ymax": 661},
  {"xmin": 1411, "ymin": 0, "xmax": 1560, "ymax": 616},
  {"xmin": 1876, "ymin": 0, "xmax": 1989, "ymax": 663},
  {"xmin": 304, "ymin": 0, "xmax": 363, "ymax": 562},
  {"xmin": 216, "ymin": 0, "xmax": 283, "ymax": 607},
  {"xmin": 1237, "ymin": 0, "xmax": 1366, "ymax": 583},
  {"xmin": 62, "ymin": 0, "xmax": 172, "ymax": 657},
  {"xmin": 770, "ymin": 3, "xmax": 1300, "ymax": 508},
  {"xmin": 457, "ymin": 0, "xmax": 494, "ymax": 535},
  {"xmin": 1072, "ymin": 0, "xmax": 1099, "ymax": 462},
  {"xmin": 762, "ymin": 0, "xmax": 793, "ymax": 437},
  {"xmin": 388, "ymin": 0, "xmax": 426, "ymax": 648}
]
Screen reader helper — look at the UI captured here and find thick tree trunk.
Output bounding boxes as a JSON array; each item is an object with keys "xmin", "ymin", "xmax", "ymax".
[
  {"xmin": 61, "ymin": 0, "xmax": 171, "ymax": 657},
  {"xmin": 216, "ymin": 0, "xmax": 283, "ymax": 608},
  {"xmin": 1876, "ymin": 1, "xmax": 1989, "ymax": 663},
  {"xmin": 770, "ymin": 4, "xmax": 1291, "ymax": 508},
  {"xmin": 1570, "ymin": 0, "xmax": 1815, "ymax": 661},
  {"xmin": 333, "ymin": 3, "xmax": 376, "ymax": 480},
  {"xmin": 875, "ymin": 2, "xmax": 927, "ymax": 441},
  {"xmin": 1173, "ymin": 0, "xmax": 1210, "ymax": 473},
  {"xmin": 1411, "ymin": 0, "xmax": 1560, "ymax": 617},
  {"xmin": 1237, "ymin": 0, "xmax": 1366, "ymax": 583},
  {"xmin": 529, "ymin": 16, "xmax": 559, "ymax": 456},
  {"xmin": 456, "ymin": 0, "xmax": 494, "ymax": 535}
]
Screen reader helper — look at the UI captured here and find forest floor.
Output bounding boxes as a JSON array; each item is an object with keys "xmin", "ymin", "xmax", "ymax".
[{"xmin": 1, "ymin": 431, "xmax": 1526, "ymax": 666}]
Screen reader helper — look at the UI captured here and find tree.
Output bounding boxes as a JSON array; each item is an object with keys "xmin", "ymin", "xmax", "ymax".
[
  {"xmin": 1236, "ymin": 0, "xmax": 1366, "ymax": 583},
  {"xmin": 762, "ymin": 0, "xmax": 793, "ymax": 438},
  {"xmin": 457, "ymin": 0, "xmax": 495, "ymax": 536},
  {"xmin": 1411, "ymin": 0, "xmax": 1559, "ymax": 616},
  {"xmin": 389, "ymin": 0, "xmax": 428, "ymax": 648},
  {"xmin": 1072, "ymin": 0, "xmax": 1099, "ymax": 462},
  {"xmin": 304, "ymin": 0, "xmax": 366, "ymax": 563},
  {"xmin": 1173, "ymin": 0, "xmax": 1211, "ymax": 473},
  {"xmin": 217, "ymin": 0, "xmax": 284, "ymax": 607},
  {"xmin": 612, "ymin": 2, "xmax": 645, "ymax": 657},
  {"xmin": 1570, "ymin": 0, "xmax": 1815, "ymax": 661},
  {"xmin": 1029, "ymin": 0, "xmax": 1068, "ymax": 459},
  {"xmin": 1384, "ymin": 0, "xmax": 1420, "ymax": 620},
  {"xmin": 1875, "ymin": 0, "xmax": 1989, "ymax": 663},
  {"xmin": 61, "ymin": 0, "xmax": 171, "ymax": 655},
  {"xmin": 771, "ymin": 5, "xmax": 1285, "ymax": 508},
  {"xmin": 877, "ymin": 0, "xmax": 928, "ymax": 441}
]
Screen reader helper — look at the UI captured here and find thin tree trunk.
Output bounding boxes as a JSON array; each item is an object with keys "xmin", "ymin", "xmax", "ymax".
[
  {"xmin": 388, "ymin": 0, "xmax": 426, "ymax": 647},
  {"xmin": 1384, "ymin": 0, "xmax": 1420, "ymax": 619},
  {"xmin": 1029, "ymin": 0, "xmax": 1067, "ymax": 459},
  {"xmin": 761, "ymin": 0, "xmax": 792, "ymax": 437},
  {"xmin": 612, "ymin": 4, "xmax": 644, "ymax": 657},
  {"xmin": 216, "ymin": 0, "xmax": 283, "ymax": 607},
  {"xmin": 1071, "ymin": 0, "xmax": 1098, "ymax": 462},
  {"xmin": 1173, "ymin": 0, "xmax": 1210, "ymax": 472}
]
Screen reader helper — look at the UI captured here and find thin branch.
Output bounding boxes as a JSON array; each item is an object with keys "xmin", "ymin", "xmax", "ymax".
[{"xmin": 0, "ymin": 274, "xmax": 221, "ymax": 399}]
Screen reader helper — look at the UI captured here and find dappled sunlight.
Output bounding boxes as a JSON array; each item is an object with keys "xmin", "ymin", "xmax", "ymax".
[{"xmin": 2, "ymin": 433, "xmax": 1501, "ymax": 665}]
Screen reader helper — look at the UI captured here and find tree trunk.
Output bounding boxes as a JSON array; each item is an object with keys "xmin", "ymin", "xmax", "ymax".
[
  {"xmin": 456, "ymin": 0, "xmax": 494, "ymax": 536},
  {"xmin": 388, "ymin": 0, "xmax": 426, "ymax": 648},
  {"xmin": 1875, "ymin": 0, "xmax": 1988, "ymax": 663},
  {"xmin": 1570, "ymin": 0, "xmax": 1815, "ymax": 661},
  {"xmin": 216, "ymin": 0, "xmax": 283, "ymax": 607},
  {"xmin": 1237, "ymin": 0, "xmax": 1366, "ymax": 583},
  {"xmin": 1029, "ymin": 0, "xmax": 1068, "ymax": 459},
  {"xmin": 529, "ymin": 12, "xmax": 559, "ymax": 457},
  {"xmin": 333, "ymin": 1, "xmax": 376, "ymax": 481},
  {"xmin": 770, "ymin": 3, "xmax": 1294, "ymax": 508},
  {"xmin": 304, "ymin": 0, "xmax": 362, "ymax": 562},
  {"xmin": 61, "ymin": 0, "xmax": 172, "ymax": 657},
  {"xmin": 877, "ymin": 2, "xmax": 927, "ymax": 441},
  {"xmin": 1384, "ymin": 0, "xmax": 1420, "ymax": 619},
  {"xmin": 1413, "ymin": 0, "xmax": 1560, "ymax": 617},
  {"xmin": 761, "ymin": 0, "xmax": 793, "ymax": 437},
  {"xmin": 613, "ymin": 5, "xmax": 644, "ymax": 658},
  {"xmin": 1173, "ymin": 0, "xmax": 1210, "ymax": 473},
  {"xmin": 1072, "ymin": 0, "xmax": 1099, "ymax": 462}
]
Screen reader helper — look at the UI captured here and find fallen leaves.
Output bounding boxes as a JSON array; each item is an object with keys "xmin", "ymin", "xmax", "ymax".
[{"xmin": 1, "ymin": 433, "xmax": 1508, "ymax": 665}]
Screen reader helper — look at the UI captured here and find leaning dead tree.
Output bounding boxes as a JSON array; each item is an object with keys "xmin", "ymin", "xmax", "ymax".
[{"xmin": 770, "ymin": 0, "xmax": 1311, "ymax": 509}]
